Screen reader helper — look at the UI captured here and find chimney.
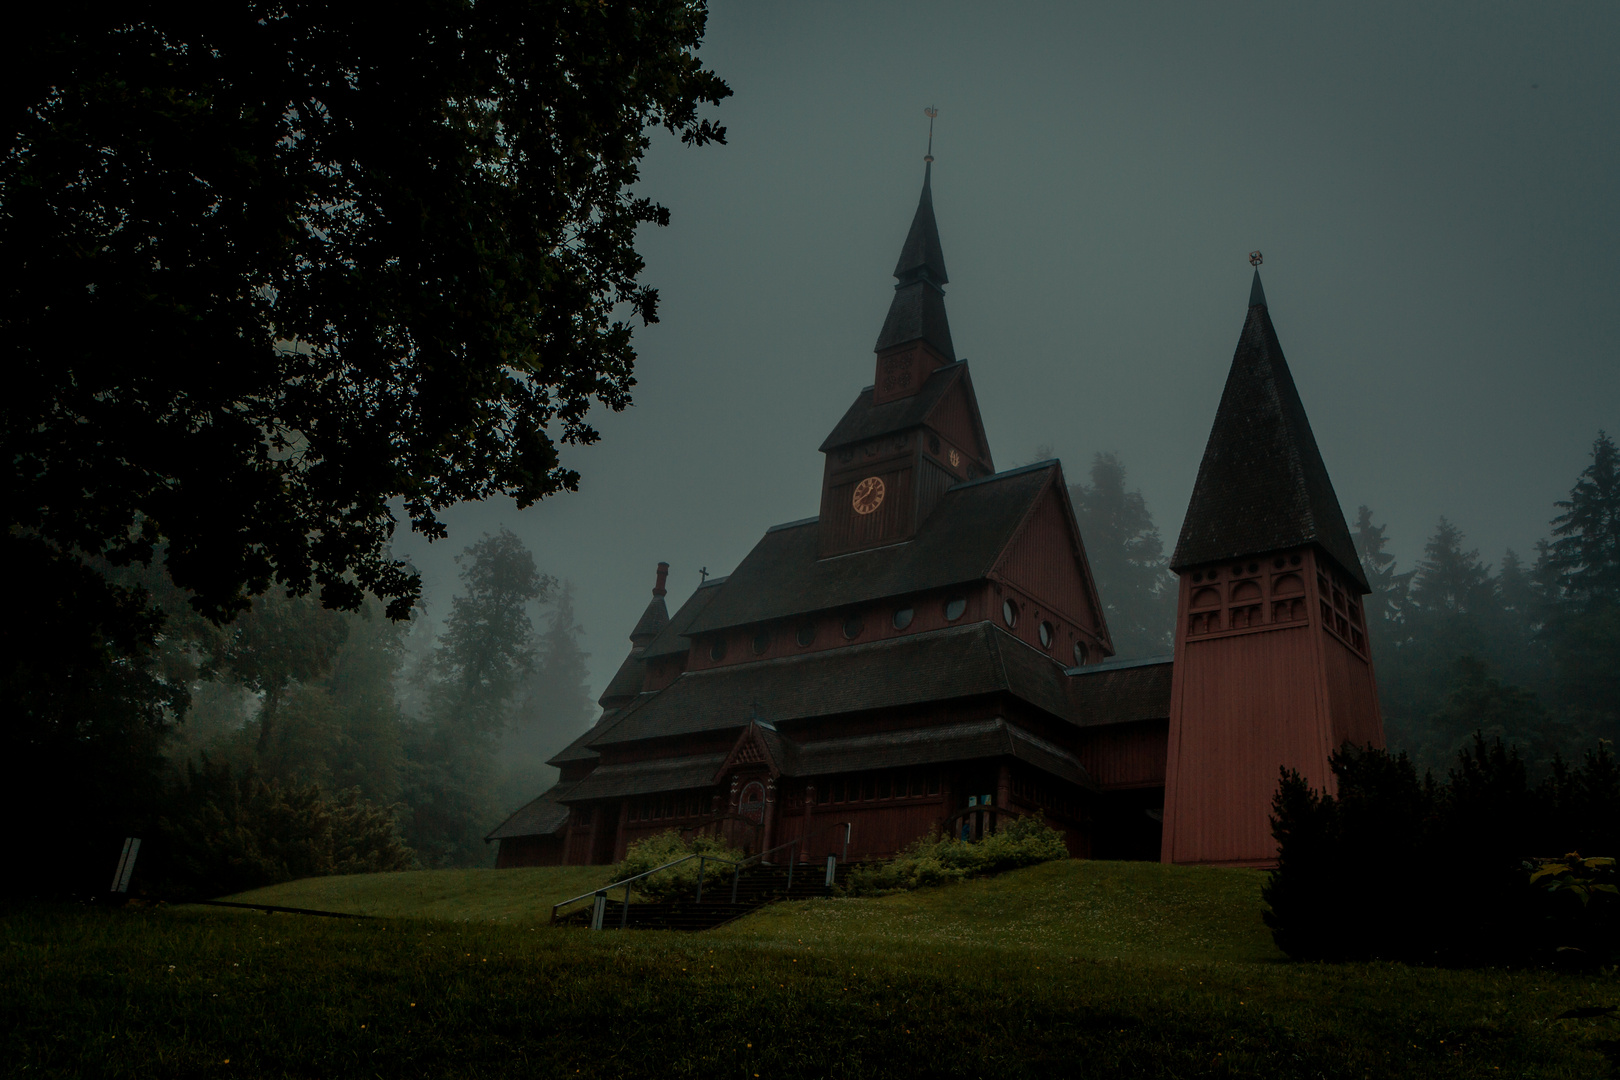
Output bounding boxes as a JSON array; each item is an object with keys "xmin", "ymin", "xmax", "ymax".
[{"xmin": 653, "ymin": 562, "xmax": 669, "ymax": 598}]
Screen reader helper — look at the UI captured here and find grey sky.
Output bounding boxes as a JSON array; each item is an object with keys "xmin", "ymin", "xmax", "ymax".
[{"xmin": 393, "ymin": 2, "xmax": 1619, "ymax": 703}]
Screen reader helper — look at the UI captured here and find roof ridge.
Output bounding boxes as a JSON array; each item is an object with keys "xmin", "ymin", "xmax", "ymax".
[
  {"xmin": 672, "ymin": 619, "xmax": 993, "ymax": 685},
  {"xmin": 950, "ymin": 459, "xmax": 1057, "ymax": 491},
  {"xmin": 1066, "ymin": 653, "xmax": 1175, "ymax": 676},
  {"xmin": 767, "ymin": 516, "xmax": 820, "ymax": 533}
]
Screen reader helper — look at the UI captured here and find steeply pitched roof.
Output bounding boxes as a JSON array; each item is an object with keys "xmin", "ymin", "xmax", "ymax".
[
  {"xmin": 875, "ymin": 162, "xmax": 955, "ymax": 359},
  {"xmin": 598, "ymin": 649, "xmax": 646, "ymax": 708},
  {"xmin": 787, "ymin": 718, "xmax": 1095, "ymax": 791},
  {"xmin": 1171, "ymin": 271, "xmax": 1369, "ymax": 591},
  {"xmin": 591, "ymin": 620, "xmax": 1080, "ymax": 747},
  {"xmin": 687, "ymin": 463, "xmax": 1055, "ymax": 635},
  {"xmin": 485, "ymin": 780, "xmax": 576, "ymax": 841},
  {"xmin": 1066, "ymin": 657, "xmax": 1175, "ymax": 727},
  {"xmin": 819, "ymin": 362, "xmax": 965, "ymax": 451},
  {"xmin": 562, "ymin": 752, "xmax": 730, "ymax": 802},
  {"xmin": 641, "ymin": 576, "xmax": 728, "ymax": 660},
  {"xmin": 630, "ymin": 596, "xmax": 670, "ymax": 643}
]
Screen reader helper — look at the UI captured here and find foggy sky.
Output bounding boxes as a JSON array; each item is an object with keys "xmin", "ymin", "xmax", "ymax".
[{"xmin": 392, "ymin": 3, "xmax": 1620, "ymax": 705}]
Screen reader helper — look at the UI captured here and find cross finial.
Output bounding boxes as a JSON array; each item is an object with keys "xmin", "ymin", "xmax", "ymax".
[
  {"xmin": 1248, "ymin": 250, "xmax": 1263, "ymax": 267},
  {"xmin": 924, "ymin": 106, "xmax": 938, "ymax": 162},
  {"xmin": 698, "ymin": 566, "xmax": 709, "ymax": 584}
]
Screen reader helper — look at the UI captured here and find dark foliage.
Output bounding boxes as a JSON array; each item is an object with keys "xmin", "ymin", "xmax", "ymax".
[
  {"xmin": 1263, "ymin": 738, "xmax": 1619, "ymax": 965},
  {"xmin": 2, "ymin": 3, "xmax": 723, "ymax": 892},
  {"xmin": 1066, "ymin": 452, "xmax": 1175, "ymax": 657},
  {"xmin": 142, "ymin": 757, "xmax": 413, "ymax": 898}
]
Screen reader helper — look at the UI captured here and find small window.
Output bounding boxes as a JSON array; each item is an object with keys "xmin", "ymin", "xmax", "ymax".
[
  {"xmin": 892, "ymin": 607, "xmax": 914, "ymax": 630},
  {"xmin": 944, "ymin": 596, "xmax": 967, "ymax": 621},
  {"xmin": 1002, "ymin": 599, "xmax": 1019, "ymax": 628},
  {"xmin": 862, "ymin": 776, "xmax": 876, "ymax": 800},
  {"xmin": 843, "ymin": 614, "xmax": 865, "ymax": 639},
  {"xmin": 796, "ymin": 623, "xmax": 816, "ymax": 647},
  {"xmin": 877, "ymin": 774, "xmax": 891, "ymax": 799},
  {"xmin": 1038, "ymin": 621, "xmax": 1054, "ymax": 648},
  {"xmin": 751, "ymin": 629, "xmax": 770, "ymax": 655},
  {"xmin": 1073, "ymin": 641, "xmax": 1089, "ymax": 666},
  {"xmin": 709, "ymin": 637, "xmax": 727, "ymax": 662},
  {"xmin": 927, "ymin": 773, "xmax": 941, "ymax": 795}
]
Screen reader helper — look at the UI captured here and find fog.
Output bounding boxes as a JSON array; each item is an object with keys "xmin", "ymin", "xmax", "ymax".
[{"xmin": 391, "ymin": 2, "xmax": 1619, "ymax": 701}]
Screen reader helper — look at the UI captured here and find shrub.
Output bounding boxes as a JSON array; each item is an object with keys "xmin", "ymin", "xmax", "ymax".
[
  {"xmin": 1263, "ymin": 736, "xmax": 1619, "ymax": 965},
  {"xmin": 843, "ymin": 813, "xmax": 1068, "ymax": 896},
  {"xmin": 144, "ymin": 757, "xmax": 414, "ymax": 897},
  {"xmin": 612, "ymin": 830, "xmax": 745, "ymax": 902}
]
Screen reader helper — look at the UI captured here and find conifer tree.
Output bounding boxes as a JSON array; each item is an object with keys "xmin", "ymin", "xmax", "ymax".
[
  {"xmin": 1546, "ymin": 431, "xmax": 1620, "ymax": 610},
  {"xmin": 1067, "ymin": 453, "xmax": 1174, "ymax": 657},
  {"xmin": 1352, "ymin": 505, "xmax": 1412, "ymax": 658},
  {"xmin": 498, "ymin": 584, "xmax": 596, "ymax": 812}
]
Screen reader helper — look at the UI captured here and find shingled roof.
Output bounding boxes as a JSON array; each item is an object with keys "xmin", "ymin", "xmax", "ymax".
[
  {"xmin": 641, "ymin": 576, "xmax": 728, "ymax": 661},
  {"xmin": 563, "ymin": 752, "xmax": 730, "ymax": 802},
  {"xmin": 788, "ymin": 718, "xmax": 1095, "ymax": 790},
  {"xmin": 1171, "ymin": 271, "xmax": 1369, "ymax": 591},
  {"xmin": 875, "ymin": 161, "xmax": 955, "ymax": 359},
  {"xmin": 590, "ymin": 620, "xmax": 1079, "ymax": 747},
  {"xmin": 687, "ymin": 463, "xmax": 1055, "ymax": 635},
  {"xmin": 1067, "ymin": 655, "xmax": 1175, "ymax": 727},
  {"xmin": 820, "ymin": 362, "xmax": 963, "ymax": 452},
  {"xmin": 485, "ymin": 780, "xmax": 576, "ymax": 841}
]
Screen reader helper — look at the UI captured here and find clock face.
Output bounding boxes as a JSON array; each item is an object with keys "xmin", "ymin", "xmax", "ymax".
[{"xmin": 852, "ymin": 476, "xmax": 886, "ymax": 515}]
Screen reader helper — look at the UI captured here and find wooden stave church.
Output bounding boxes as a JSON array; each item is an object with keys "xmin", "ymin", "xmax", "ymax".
[{"xmin": 487, "ymin": 162, "xmax": 1385, "ymax": 870}]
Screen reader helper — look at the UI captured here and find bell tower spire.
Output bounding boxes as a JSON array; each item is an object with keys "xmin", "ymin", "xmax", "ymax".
[{"xmin": 873, "ymin": 113, "xmax": 956, "ymax": 404}]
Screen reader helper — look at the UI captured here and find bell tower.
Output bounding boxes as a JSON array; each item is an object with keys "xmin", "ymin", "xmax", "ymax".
[
  {"xmin": 1160, "ymin": 268, "xmax": 1385, "ymax": 866},
  {"xmin": 815, "ymin": 158, "xmax": 994, "ymax": 558}
]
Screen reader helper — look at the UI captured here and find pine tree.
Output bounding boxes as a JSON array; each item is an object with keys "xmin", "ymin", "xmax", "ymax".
[
  {"xmin": 1067, "ymin": 453, "xmax": 1174, "ymax": 658},
  {"xmin": 1546, "ymin": 431, "xmax": 1620, "ymax": 611},
  {"xmin": 1409, "ymin": 518, "xmax": 1495, "ymax": 617},
  {"xmin": 403, "ymin": 528, "xmax": 552, "ymax": 866},
  {"xmin": 498, "ymin": 584, "xmax": 596, "ymax": 812},
  {"xmin": 1352, "ymin": 505, "xmax": 1412, "ymax": 659}
]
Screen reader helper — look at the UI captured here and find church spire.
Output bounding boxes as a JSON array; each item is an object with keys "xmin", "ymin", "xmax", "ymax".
[
  {"xmin": 872, "ymin": 156, "xmax": 957, "ymax": 403},
  {"xmin": 1171, "ymin": 270, "xmax": 1368, "ymax": 591}
]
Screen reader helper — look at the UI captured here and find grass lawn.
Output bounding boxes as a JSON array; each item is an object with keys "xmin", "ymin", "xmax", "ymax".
[{"xmin": 5, "ymin": 860, "xmax": 1616, "ymax": 1078}]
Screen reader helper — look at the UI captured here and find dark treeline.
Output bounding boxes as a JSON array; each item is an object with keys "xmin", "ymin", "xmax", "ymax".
[{"xmin": 1060, "ymin": 433, "xmax": 1618, "ymax": 772}]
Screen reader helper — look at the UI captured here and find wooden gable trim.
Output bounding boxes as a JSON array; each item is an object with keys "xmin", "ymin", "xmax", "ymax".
[
  {"xmin": 922, "ymin": 365, "xmax": 994, "ymax": 469},
  {"xmin": 713, "ymin": 721, "xmax": 781, "ymax": 781},
  {"xmin": 989, "ymin": 465, "xmax": 1113, "ymax": 653}
]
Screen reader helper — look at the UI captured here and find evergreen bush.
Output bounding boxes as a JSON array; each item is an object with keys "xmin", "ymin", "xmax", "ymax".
[
  {"xmin": 611, "ymin": 830, "xmax": 746, "ymax": 902},
  {"xmin": 1263, "ymin": 737, "xmax": 1618, "ymax": 966},
  {"xmin": 842, "ymin": 813, "xmax": 1069, "ymax": 896}
]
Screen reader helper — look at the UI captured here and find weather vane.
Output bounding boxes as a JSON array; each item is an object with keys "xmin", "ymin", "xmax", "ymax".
[
  {"xmin": 1249, "ymin": 250, "xmax": 1263, "ymax": 267},
  {"xmin": 924, "ymin": 106, "xmax": 938, "ymax": 162}
]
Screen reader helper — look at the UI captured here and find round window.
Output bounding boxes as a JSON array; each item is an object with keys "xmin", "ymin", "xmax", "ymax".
[
  {"xmin": 1073, "ymin": 641, "xmax": 1089, "ymax": 666},
  {"xmin": 796, "ymin": 623, "xmax": 816, "ymax": 647},
  {"xmin": 892, "ymin": 607, "xmax": 914, "ymax": 630},
  {"xmin": 1039, "ymin": 621, "xmax": 1054, "ymax": 648},
  {"xmin": 843, "ymin": 614, "xmax": 864, "ymax": 640},
  {"xmin": 1002, "ymin": 599, "xmax": 1019, "ymax": 628},
  {"xmin": 752, "ymin": 629, "xmax": 770, "ymax": 655},
  {"xmin": 709, "ymin": 637, "xmax": 727, "ymax": 662},
  {"xmin": 944, "ymin": 597, "xmax": 966, "ymax": 621}
]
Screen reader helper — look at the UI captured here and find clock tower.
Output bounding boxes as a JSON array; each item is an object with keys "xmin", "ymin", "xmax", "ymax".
[{"xmin": 815, "ymin": 161, "xmax": 994, "ymax": 558}]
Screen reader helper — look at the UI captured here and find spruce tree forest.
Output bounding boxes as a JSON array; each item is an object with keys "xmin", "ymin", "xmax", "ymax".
[{"xmin": 1068, "ymin": 432, "xmax": 1619, "ymax": 777}]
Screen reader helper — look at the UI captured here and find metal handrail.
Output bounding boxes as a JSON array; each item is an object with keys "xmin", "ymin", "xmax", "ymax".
[{"xmin": 551, "ymin": 819, "xmax": 854, "ymax": 929}]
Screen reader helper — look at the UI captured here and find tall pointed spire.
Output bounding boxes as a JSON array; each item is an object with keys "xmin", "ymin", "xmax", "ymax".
[
  {"xmin": 874, "ymin": 161, "xmax": 956, "ymax": 363},
  {"xmin": 1171, "ymin": 274, "xmax": 1368, "ymax": 591}
]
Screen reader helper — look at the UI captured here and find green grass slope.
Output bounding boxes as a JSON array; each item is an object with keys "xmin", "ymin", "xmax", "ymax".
[
  {"xmin": 219, "ymin": 865, "xmax": 608, "ymax": 922},
  {"xmin": 5, "ymin": 860, "xmax": 1616, "ymax": 1078}
]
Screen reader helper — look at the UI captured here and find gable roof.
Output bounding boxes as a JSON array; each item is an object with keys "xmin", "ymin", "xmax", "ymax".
[
  {"xmin": 687, "ymin": 463, "xmax": 1056, "ymax": 635},
  {"xmin": 485, "ymin": 780, "xmax": 576, "ymax": 841},
  {"xmin": 641, "ymin": 576, "xmax": 729, "ymax": 661},
  {"xmin": 1171, "ymin": 272, "xmax": 1369, "ymax": 591},
  {"xmin": 590, "ymin": 620, "xmax": 1081, "ymax": 748}
]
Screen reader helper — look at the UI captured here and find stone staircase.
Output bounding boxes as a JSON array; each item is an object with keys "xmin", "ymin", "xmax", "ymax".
[{"xmin": 557, "ymin": 859, "xmax": 862, "ymax": 932}]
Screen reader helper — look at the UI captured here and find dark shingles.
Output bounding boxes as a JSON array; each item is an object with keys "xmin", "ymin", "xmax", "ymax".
[
  {"xmin": 561, "ymin": 753, "xmax": 731, "ymax": 802},
  {"xmin": 641, "ymin": 576, "xmax": 728, "ymax": 661},
  {"xmin": 1067, "ymin": 659, "xmax": 1175, "ymax": 727},
  {"xmin": 597, "ymin": 649, "xmax": 646, "ymax": 707},
  {"xmin": 1170, "ymin": 280, "xmax": 1369, "ymax": 591},
  {"xmin": 819, "ymin": 363, "xmax": 964, "ymax": 452},
  {"xmin": 593, "ymin": 621, "xmax": 1079, "ymax": 747},
  {"xmin": 789, "ymin": 718, "xmax": 1095, "ymax": 791},
  {"xmin": 485, "ymin": 781, "xmax": 576, "ymax": 840},
  {"xmin": 875, "ymin": 161, "xmax": 955, "ymax": 358},
  {"xmin": 686, "ymin": 465, "xmax": 1053, "ymax": 635},
  {"xmin": 629, "ymin": 594, "xmax": 670, "ymax": 643}
]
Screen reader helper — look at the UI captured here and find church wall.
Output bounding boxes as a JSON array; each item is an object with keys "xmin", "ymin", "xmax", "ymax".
[
  {"xmin": 495, "ymin": 836, "xmax": 564, "ymax": 868},
  {"xmin": 1075, "ymin": 719, "xmax": 1169, "ymax": 789},
  {"xmin": 993, "ymin": 484, "xmax": 1107, "ymax": 663},
  {"xmin": 927, "ymin": 380, "xmax": 990, "ymax": 466}
]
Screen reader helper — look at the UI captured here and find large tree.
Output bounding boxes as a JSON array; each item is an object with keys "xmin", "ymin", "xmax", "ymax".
[{"xmin": 1067, "ymin": 453, "xmax": 1174, "ymax": 658}]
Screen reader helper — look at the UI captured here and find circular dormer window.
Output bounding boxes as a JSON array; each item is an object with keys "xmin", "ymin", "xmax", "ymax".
[
  {"xmin": 944, "ymin": 597, "xmax": 966, "ymax": 621},
  {"xmin": 893, "ymin": 607, "xmax": 914, "ymax": 630},
  {"xmin": 752, "ymin": 629, "xmax": 770, "ymax": 655},
  {"xmin": 709, "ymin": 637, "xmax": 727, "ymax": 662},
  {"xmin": 796, "ymin": 623, "xmax": 816, "ymax": 647},
  {"xmin": 1073, "ymin": 641, "xmax": 1089, "ymax": 666},
  {"xmin": 1002, "ymin": 599, "xmax": 1019, "ymax": 628},
  {"xmin": 1039, "ymin": 621, "xmax": 1054, "ymax": 649},
  {"xmin": 843, "ymin": 614, "xmax": 864, "ymax": 640}
]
